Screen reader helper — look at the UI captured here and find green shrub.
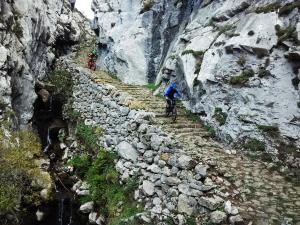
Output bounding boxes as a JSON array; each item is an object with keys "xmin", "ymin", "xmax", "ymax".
[
  {"xmin": 47, "ymin": 69, "xmax": 73, "ymax": 98},
  {"xmin": 229, "ymin": 69, "xmax": 254, "ymax": 85},
  {"xmin": 255, "ymin": 2, "xmax": 281, "ymax": 14},
  {"xmin": 75, "ymin": 122, "xmax": 102, "ymax": 151},
  {"xmin": 258, "ymin": 67, "xmax": 271, "ymax": 78},
  {"xmin": 68, "ymin": 154, "xmax": 92, "ymax": 178},
  {"xmin": 243, "ymin": 138, "xmax": 266, "ymax": 152},
  {"xmin": 257, "ymin": 125, "xmax": 279, "ymax": 137},
  {"xmin": 214, "ymin": 108, "xmax": 227, "ymax": 126},
  {"xmin": 275, "ymin": 24, "xmax": 299, "ymax": 45},
  {"xmin": 279, "ymin": 0, "xmax": 300, "ymax": 15},
  {"xmin": 76, "ymin": 149, "xmax": 142, "ymax": 223}
]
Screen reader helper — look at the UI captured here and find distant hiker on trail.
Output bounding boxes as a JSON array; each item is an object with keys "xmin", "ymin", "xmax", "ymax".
[
  {"xmin": 88, "ymin": 49, "xmax": 97, "ymax": 70},
  {"xmin": 70, "ymin": 0, "xmax": 76, "ymax": 11}
]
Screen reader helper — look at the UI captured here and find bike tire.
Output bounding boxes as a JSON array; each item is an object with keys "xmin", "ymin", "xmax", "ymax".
[
  {"xmin": 165, "ymin": 104, "xmax": 170, "ymax": 116},
  {"xmin": 172, "ymin": 105, "xmax": 177, "ymax": 122}
]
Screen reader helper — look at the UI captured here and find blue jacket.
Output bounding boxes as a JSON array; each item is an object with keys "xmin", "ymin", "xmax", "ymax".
[{"xmin": 165, "ymin": 86, "xmax": 181, "ymax": 99}]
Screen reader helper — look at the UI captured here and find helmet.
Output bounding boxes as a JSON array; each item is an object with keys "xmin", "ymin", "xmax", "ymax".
[
  {"xmin": 171, "ymin": 83, "xmax": 177, "ymax": 89},
  {"xmin": 92, "ymin": 49, "xmax": 97, "ymax": 55}
]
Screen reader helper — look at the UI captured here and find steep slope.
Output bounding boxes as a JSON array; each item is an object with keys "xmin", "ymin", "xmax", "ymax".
[
  {"xmin": 0, "ymin": 0, "xmax": 92, "ymax": 127},
  {"xmin": 91, "ymin": 0, "xmax": 300, "ymax": 169}
]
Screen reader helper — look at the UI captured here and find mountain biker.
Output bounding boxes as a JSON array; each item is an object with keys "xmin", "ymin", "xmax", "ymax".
[{"xmin": 164, "ymin": 83, "xmax": 181, "ymax": 110}]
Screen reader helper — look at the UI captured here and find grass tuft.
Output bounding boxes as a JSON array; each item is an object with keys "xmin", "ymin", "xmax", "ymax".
[
  {"xmin": 229, "ymin": 69, "xmax": 254, "ymax": 85},
  {"xmin": 214, "ymin": 108, "xmax": 227, "ymax": 126},
  {"xmin": 257, "ymin": 125, "xmax": 279, "ymax": 137},
  {"xmin": 258, "ymin": 67, "xmax": 271, "ymax": 78},
  {"xmin": 255, "ymin": 2, "xmax": 281, "ymax": 14}
]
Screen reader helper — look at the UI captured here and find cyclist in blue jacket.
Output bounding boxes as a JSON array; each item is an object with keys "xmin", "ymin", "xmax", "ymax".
[{"xmin": 164, "ymin": 83, "xmax": 181, "ymax": 111}]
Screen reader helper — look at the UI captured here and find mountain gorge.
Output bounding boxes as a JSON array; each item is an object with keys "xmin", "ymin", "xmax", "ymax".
[{"xmin": 0, "ymin": 0, "xmax": 300, "ymax": 225}]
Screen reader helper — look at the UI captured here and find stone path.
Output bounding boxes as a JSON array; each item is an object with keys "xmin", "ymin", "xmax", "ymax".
[{"xmin": 74, "ymin": 48, "xmax": 300, "ymax": 225}]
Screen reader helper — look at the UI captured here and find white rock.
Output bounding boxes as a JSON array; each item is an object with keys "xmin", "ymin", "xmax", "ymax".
[
  {"xmin": 116, "ymin": 141, "xmax": 138, "ymax": 162},
  {"xmin": 89, "ymin": 212, "xmax": 98, "ymax": 224},
  {"xmin": 142, "ymin": 180, "xmax": 155, "ymax": 196},
  {"xmin": 210, "ymin": 211, "xmax": 227, "ymax": 224},
  {"xmin": 178, "ymin": 155, "xmax": 193, "ymax": 169},
  {"xmin": 177, "ymin": 194, "xmax": 194, "ymax": 216},
  {"xmin": 36, "ymin": 210, "xmax": 45, "ymax": 221},
  {"xmin": 79, "ymin": 201, "xmax": 94, "ymax": 213}
]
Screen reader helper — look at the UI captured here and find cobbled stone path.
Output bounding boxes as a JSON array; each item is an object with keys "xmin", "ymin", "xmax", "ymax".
[{"xmin": 74, "ymin": 48, "xmax": 300, "ymax": 225}]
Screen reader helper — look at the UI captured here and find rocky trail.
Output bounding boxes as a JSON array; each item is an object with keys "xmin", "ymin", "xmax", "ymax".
[{"xmin": 74, "ymin": 48, "xmax": 300, "ymax": 224}]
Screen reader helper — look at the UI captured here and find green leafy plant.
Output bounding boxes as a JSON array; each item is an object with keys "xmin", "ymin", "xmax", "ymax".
[
  {"xmin": 204, "ymin": 124, "xmax": 216, "ymax": 138},
  {"xmin": 68, "ymin": 154, "xmax": 92, "ymax": 178},
  {"xmin": 47, "ymin": 69, "xmax": 73, "ymax": 98},
  {"xmin": 72, "ymin": 149, "xmax": 142, "ymax": 223},
  {"xmin": 75, "ymin": 122, "xmax": 102, "ymax": 151},
  {"xmin": 214, "ymin": 108, "xmax": 227, "ymax": 126},
  {"xmin": 243, "ymin": 138, "xmax": 266, "ymax": 152}
]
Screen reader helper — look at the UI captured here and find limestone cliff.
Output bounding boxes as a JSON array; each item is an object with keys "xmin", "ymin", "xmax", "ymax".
[
  {"xmin": 0, "ymin": 0, "xmax": 92, "ymax": 127},
  {"xmin": 92, "ymin": 0, "xmax": 300, "ymax": 166}
]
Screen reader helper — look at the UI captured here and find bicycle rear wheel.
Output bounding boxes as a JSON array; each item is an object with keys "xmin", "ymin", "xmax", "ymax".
[{"xmin": 171, "ymin": 104, "xmax": 177, "ymax": 122}]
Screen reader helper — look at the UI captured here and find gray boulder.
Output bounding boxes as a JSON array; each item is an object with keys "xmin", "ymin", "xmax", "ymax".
[
  {"xmin": 116, "ymin": 141, "xmax": 138, "ymax": 162},
  {"xmin": 210, "ymin": 211, "xmax": 227, "ymax": 224}
]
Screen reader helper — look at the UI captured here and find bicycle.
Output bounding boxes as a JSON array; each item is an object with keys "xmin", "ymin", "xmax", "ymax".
[{"xmin": 165, "ymin": 98, "xmax": 177, "ymax": 122}]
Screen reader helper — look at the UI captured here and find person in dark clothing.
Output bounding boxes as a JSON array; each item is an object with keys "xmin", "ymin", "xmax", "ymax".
[
  {"xmin": 70, "ymin": 0, "xmax": 76, "ymax": 11},
  {"xmin": 164, "ymin": 83, "xmax": 181, "ymax": 109}
]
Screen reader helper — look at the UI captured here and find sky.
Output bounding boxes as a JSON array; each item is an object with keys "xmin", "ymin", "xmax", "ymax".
[{"xmin": 76, "ymin": 0, "xmax": 94, "ymax": 19}]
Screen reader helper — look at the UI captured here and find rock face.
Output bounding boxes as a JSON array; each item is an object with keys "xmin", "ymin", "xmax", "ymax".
[
  {"xmin": 0, "ymin": 0, "xmax": 92, "ymax": 127},
  {"xmin": 91, "ymin": 0, "xmax": 300, "ymax": 166}
]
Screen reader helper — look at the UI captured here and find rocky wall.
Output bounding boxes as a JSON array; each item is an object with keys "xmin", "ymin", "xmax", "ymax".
[{"xmin": 0, "ymin": 0, "xmax": 92, "ymax": 127}]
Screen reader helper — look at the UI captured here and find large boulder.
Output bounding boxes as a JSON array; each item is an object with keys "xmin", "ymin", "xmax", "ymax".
[{"xmin": 116, "ymin": 141, "xmax": 138, "ymax": 162}]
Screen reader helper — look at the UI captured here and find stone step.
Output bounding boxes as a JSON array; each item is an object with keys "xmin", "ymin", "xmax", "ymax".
[{"xmin": 176, "ymin": 132, "xmax": 211, "ymax": 138}]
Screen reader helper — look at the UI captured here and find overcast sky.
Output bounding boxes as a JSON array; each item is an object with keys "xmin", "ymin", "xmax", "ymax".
[{"xmin": 76, "ymin": 0, "xmax": 94, "ymax": 19}]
